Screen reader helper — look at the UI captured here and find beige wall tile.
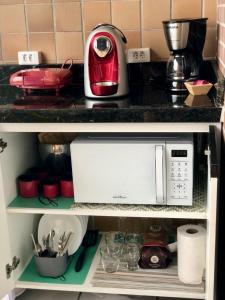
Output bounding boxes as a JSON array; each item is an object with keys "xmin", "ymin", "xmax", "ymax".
[
  {"xmin": 29, "ymin": 33, "xmax": 56, "ymax": 62},
  {"xmin": 1, "ymin": 33, "xmax": 27, "ymax": 61},
  {"xmin": 123, "ymin": 30, "xmax": 141, "ymax": 48},
  {"xmin": 203, "ymin": 0, "xmax": 217, "ymax": 26},
  {"xmin": 172, "ymin": 0, "xmax": 202, "ymax": 19},
  {"xmin": 112, "ymin": 0, "xmax": 140, "ymax": 30},
  {"xmin": 26, "ymin": 4, "xmax": 54, "ymax": 32},
  {"xmin": 0, "ymin": 0, "xmax": 219, "ymax": 64},
  {"xmin": 54, "ymin": 0, "xmax": 80, "ymax": 2},
  {"xmin": 0, "ymin": 0, "xmax": 23, "ymax": 3},
  {"xmin": 55, "ymin": 2, "xmax": 82, "ymax": 32},
  {"xmin": 83, "ymin": 1, "xmax": 111, "ymax": 32},
  {"xmin": 204, "ymin": 27, "xmax": 217, "ymax": 58},
  {"xmin": 0, "ymin": 5, "xmax": 26, "ymax": 33},
  {"xmin": 56, "ymin": 32, "xmax": 83, "ymax": 61},
  {"xmin": 25, "ymin": 0, "xmax": 51, "ymax": 3},
  {"xmin": 142, "ymin": 0, "xmax": 170, "ymax": 30},
  {"xmin": 142, "ymin": 30, "xmax": 170, "ymax": 61}
]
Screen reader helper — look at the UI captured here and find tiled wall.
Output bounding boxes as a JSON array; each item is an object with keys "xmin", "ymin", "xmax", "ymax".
[
  {"xmin": 218, "ymin": 0, "xmax": 225, "ymax": 75},
  {"xmin": 0, "ymin": 0, "xmax": 217, "ymax": 64}
]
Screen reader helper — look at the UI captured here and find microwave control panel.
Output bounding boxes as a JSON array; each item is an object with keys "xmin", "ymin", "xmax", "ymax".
[{"xmin": 166, "ymin": 142, "xmax": 193, "ymax": 206}]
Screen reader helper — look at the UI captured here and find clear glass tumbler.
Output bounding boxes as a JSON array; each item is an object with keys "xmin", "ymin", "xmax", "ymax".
[
  {"xmin": 100, "ymin": 247, "xmax": 120, "ymax": 273},
  {"xmin": 125, "ymin": 233, "xmax": 143, "ymax": 246},
  {"xmin": 104, "ymin": 231, "xmax": 125, "ymax": 257},
  {"xmin": 126, "ymin": 244, "xmax": 140, "ymax": 271}
]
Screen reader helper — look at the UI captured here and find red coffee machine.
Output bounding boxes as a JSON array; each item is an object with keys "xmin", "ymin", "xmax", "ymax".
[{"xmin": 84, "ymin": 24, "xmax": 129, "ymax": 98}]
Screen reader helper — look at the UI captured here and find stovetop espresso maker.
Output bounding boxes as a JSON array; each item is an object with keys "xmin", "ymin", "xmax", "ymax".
[{"xmin": 163, "ymin": 18, "xmax": 207, "ymax": 92}]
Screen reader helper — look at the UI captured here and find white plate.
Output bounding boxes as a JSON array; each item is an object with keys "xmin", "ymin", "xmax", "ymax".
[
  {"xmin": 79, "ymin": 216, "xmax": 85, "ymax": 239},
  {"xmin": 38, "ymin": 214, "xmax": 85, "ymax": 255},
  {"xmin": 81, "ymin": 216, "xmax": 88, "ymax": 235},
  {"xmin": 80, "ymin": 216, "xmax": 89, "ymax": 237}
]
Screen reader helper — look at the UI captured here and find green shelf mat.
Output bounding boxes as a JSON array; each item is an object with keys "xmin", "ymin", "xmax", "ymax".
[
  {"xmin": 8, "ymin": 196, "xmax": 74, "ymax": 210},
  {"xmin": 19, "ymin": 235, "xmax": 101, "ymax": 285}
]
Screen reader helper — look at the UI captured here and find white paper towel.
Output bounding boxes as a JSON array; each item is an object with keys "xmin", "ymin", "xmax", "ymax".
[{"xmin": 177, "ymin": 224, "xmax": 206, "ymax": 284}]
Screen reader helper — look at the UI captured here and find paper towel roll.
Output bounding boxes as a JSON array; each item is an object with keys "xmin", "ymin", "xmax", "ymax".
[{"xmin": 177, "ymin": 224, "xmax": 206, "ymax": 284}]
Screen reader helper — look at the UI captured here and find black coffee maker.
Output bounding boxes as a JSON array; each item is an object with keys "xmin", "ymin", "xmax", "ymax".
[{"xmin": 163, "ymin": 18, "xmax": 207, "ymax": 92}]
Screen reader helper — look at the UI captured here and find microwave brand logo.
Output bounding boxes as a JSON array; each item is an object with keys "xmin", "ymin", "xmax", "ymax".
[{"xmin": 113, "ymin": 195, "xmax": 127, "ymax": 199}]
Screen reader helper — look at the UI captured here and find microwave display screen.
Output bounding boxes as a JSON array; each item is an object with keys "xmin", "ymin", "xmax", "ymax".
[{"xmin": 172, "ymin": 150, "xmax": 187, "ymax": 157}]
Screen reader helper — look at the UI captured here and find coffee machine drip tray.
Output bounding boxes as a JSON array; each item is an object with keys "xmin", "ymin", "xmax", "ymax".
[{"xmin": 91, "ymin": 82, "xmax": 118, "ymax": 96}]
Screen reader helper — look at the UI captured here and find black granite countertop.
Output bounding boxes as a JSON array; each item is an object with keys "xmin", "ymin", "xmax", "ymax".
[{"xmin": 0, "ymin": 62, "xmax": 224, "ymax": 123}]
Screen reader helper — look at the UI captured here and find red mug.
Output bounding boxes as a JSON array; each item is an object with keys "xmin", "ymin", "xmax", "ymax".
[
  {"xmin": 42, "ymin": 178, "xmax": 59, "ymax": 198},
  {"xmin": 60, "ymin": 175, "xmax": 74, "ymax": 198},
  {"xmin": 18, "ymin": 174, "xmax": 39, "ymax": 198}
]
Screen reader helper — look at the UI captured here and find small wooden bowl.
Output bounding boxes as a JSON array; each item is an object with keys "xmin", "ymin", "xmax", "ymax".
[{"xmin": 184, "ymin": 81, "xmax": 213, "ymax": 95}]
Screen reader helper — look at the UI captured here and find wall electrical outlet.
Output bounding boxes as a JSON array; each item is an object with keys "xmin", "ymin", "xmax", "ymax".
[
  {"xmin": 127, "ymin": 48, "xmax": 151, "ymax": 63},
  {"xmin": 18, "ymin": 51, "xmax": 42, "ymax": 65}
]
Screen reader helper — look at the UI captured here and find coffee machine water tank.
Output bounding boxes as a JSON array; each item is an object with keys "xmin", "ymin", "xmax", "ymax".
[
  {"xmin": 84, "ymin": 24, "xmax": 129, "ymax": 98},
  {"xmin": 163, "ymin": 21, "xmax": 190, "ymax": 51}
]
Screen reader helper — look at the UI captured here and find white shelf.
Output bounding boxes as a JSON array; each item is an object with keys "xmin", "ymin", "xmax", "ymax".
[
  {"xmin": 16, "ymin": 239, "xmax": 205, "ymax": 300},
  {"xmin": 6, "ymin": 205, "xmax": 206, "ymax": 219},
  {"xmin": 15, "ymin": 282, "xmax": 205, "ymax": 299},
  {"xmin": 7, "ymin": 178, "xmax": 207, "ymax": 219}
]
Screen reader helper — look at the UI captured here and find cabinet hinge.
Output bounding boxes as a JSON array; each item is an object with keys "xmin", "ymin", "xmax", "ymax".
[
  {"xmin": 204, "ymin": 149, "xmax": 210, "ymax": 156},
  {"xmin": 6, "ymin": 256, "xmax": 20, "ymax": 279},
  {"xmin": 0, "ymin": 138, "xmax": 7, "ymax": 153}
]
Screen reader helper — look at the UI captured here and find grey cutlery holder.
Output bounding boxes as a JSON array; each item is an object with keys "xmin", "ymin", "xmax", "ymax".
[{"xmin": 35, "ymin": 252, "xmax": 68, "ymax": 277}]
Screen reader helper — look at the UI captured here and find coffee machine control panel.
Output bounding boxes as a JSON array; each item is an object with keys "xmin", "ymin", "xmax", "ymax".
[{"xmin": 93, "ymin": 36, "xmax": 112, "ymax": 58}]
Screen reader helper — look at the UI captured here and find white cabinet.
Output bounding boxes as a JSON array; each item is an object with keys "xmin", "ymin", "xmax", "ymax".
[{"xmin": 0, "ymin": 123, "xmax": 221, "ymax": 300}]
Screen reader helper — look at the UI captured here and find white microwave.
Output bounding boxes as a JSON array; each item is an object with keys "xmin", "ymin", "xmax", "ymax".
[{"xmin": 71, "ymin": 134, "xmax": 193, "ymax": 206}]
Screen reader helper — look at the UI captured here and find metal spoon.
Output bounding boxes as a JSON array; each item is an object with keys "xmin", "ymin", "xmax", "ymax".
[
  {"xmin": 42, "ymin": 235, "xmax": 47, "ymax": 250},
  {"xmin": 49, "ymin": 229, "xmax": 55, "ymax": 253},
  {"xmin": 57, "ymin": 231, "xmax": 66, "ymax": 257},
  {"xmin": 58, "ymin": 231, "xmax": 73, "ymax": 256},
  {"xmin": 31, "ymin": 233, "xmax": 42, "ymax": 256}
]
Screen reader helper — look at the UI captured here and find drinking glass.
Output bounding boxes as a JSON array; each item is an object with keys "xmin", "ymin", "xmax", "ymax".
[
  {"xmin": 126, "ymin": 244, "xmax": 140, "ymax": 271},
  {"xmin": 104, "ymin": 231, "xmax": 125, "ymax": 257},
  {"xmin": 105, "ymin": 231, "xmax": 125, "ymax": 245},
  {"xmin": 121, "ymin": 233, "xmax": 143, "ymax": 262},
  {"xmin": 125, "ymin": 233, "xmax": 143, "ymax": 246},
  {"xmin": 100, "ymin": 247, "xmax": 120, "ymax": 273}
]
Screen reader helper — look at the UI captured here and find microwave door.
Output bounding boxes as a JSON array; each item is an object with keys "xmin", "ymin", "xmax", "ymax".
[{"xmin": 155, "ymin": 145, "xmax": 166, "ymax": 204}]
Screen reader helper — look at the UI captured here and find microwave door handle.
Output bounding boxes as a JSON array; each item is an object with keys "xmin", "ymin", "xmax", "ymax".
[{"xmin": 155, "ymin": 145, "xmax": 165, "ymax": 204}]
